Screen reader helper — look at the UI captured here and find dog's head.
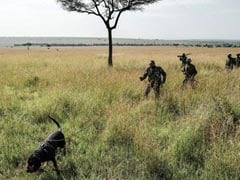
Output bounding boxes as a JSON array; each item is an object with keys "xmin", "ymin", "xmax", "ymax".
[{"xmin": 27, "ymin": 154, "xmax": 41, "ymax": 173}]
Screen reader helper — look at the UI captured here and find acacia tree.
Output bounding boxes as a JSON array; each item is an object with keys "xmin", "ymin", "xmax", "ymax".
[{"xmin": 57, "ymin": 0, "xmax": 161, "ymax": 67}]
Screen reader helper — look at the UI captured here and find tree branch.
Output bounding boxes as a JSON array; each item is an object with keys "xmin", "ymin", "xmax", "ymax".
[
  {"xmin": 111, "ymin": 1, "xmax": 131, "ymax": 29},
  {"xmin": 92, "ymin": 0, "xmax": 109, "ymax": 26}
]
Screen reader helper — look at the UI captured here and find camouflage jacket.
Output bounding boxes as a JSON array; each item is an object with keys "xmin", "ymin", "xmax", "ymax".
[
  {"xmin": 236, "ymin": 57, "xmax": 240, "ymax": 67},
  {"xmin": 141, "ymin": 66, "xmax": 166, "ymax": 83},
  {"xmin": 179, "ymin": 56, "xmax": 187, "ymax": 66},
  {"xmin": 226, "ymin": 58, "xmax": 236, "ymax": 69},
  {"xmin": 182, "ymin": 63, "xmax": 197, "ymax": 78}
]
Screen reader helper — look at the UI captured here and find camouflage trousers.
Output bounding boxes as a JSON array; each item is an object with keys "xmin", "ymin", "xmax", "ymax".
[
  {"xmin": 182, "ymin": 77, "xmax": 197, "ymax": 89},
  {"xmin": 144, "ymin": 80, "xmax": 162, "ymax": 99}
]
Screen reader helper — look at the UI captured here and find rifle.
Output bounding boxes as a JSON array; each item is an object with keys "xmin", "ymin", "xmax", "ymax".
[{"xmin": 177, "ymin": 53, "xmax": 192, "ymax": 58}]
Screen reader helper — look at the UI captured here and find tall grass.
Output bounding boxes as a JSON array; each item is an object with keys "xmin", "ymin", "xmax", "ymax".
[{"xmin": 1, "ymin": 46, "xmax": 240, "ymax": 179}]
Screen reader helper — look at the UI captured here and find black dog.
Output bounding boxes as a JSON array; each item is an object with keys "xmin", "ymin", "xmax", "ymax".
[{"xmin": 27, "ymin": 115, "xmax": 66, "ymax": 175}]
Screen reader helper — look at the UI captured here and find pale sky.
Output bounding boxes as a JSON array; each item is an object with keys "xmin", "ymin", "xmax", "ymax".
[{"xmin": 0, "ymin": 0, "xmax": 239, "ymax": 40}]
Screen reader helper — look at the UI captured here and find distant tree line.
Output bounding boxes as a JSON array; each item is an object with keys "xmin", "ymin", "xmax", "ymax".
[{"xmin": 14, "ymin": 43, "xmax": 240, "ymax": 48}]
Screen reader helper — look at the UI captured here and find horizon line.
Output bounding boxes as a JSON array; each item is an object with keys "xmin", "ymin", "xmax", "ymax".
[{"xmin": 0, "ymin": 36, "xmax": 240, "ymax": 41}]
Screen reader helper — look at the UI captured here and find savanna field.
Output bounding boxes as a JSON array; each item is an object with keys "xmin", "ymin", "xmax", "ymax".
[{"xmin": 1, "ymin": 46, "xmax": 240, "ymax": 179}]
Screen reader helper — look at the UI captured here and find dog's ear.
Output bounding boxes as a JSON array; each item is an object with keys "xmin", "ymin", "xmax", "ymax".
[
  {"xmin": 33, "ymin": 161, "xmax": 41, "ymax": 172},
  {"xmin": 27, "ymin": 155, "xmax": 41, "ymax": 172}
]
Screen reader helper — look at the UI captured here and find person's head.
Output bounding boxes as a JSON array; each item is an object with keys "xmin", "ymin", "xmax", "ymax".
[
  {"xmin": 182, "ymin": 53, "xmax": 186, "ymax": 57},
  {"xmin": 228, "ymin": 54, "xmax": 232, "ymax": 58},
  {"xmin": 186, "ymin": 58, "xmax": 192, "ymax": 64},
  {"xmin": 149, "ymin": 60, "xmax": 156, "ymax": 68},
  {"xmin": 237, "ymin": 54, "xmax": 240, "ymax": 57}
]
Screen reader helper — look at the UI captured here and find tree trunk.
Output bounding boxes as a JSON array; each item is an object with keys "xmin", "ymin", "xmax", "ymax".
[{"xmin": 107, "ymin": 28, "xmax": 113, "ymax": 67}]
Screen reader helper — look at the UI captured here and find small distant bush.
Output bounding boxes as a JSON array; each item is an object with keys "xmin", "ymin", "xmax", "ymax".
[{"xmin": 24, "ymin": 76, "xmax": 40, "ymax": 88}]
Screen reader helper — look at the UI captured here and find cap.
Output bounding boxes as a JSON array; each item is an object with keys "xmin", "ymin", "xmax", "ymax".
[{"xmin": 149, "ymin": 60, "xmax": 155, "ymax": 65}]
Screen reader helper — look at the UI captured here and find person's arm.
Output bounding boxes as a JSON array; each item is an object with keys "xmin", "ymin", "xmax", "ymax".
[
  {"xmin": 161, "ymin": 68, "xmax": 167, "ymax": 83},
  {"xmin": 194, "ymin": 65, "xmax": 197, "ymax": 75},
  {"xmin": 140, "ymin": 67, "xmax": 149, "ymax": 81}
]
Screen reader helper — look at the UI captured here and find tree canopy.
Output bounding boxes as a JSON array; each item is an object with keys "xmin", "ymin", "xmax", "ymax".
[
  {"xmin": 57, "ymin": 0, "xmax": 160, "ymax": 29},
  {"xmin": 57, "ymin": 0, "xmax": 161, "ymax": 66}
]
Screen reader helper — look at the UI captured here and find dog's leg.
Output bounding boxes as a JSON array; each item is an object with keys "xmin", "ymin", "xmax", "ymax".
[
  {"xmin": 63, "ymin": 145, "xmax": 66, "ymax": 155},
  {"xmin": 52, "ymin": 158, "xmax": 60, "ymax": 175},
  {"xmin": 43, "ymin": 161, "xmax": 48, "ymax": 168}
]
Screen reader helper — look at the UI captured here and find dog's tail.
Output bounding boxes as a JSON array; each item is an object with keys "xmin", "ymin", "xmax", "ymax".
[{"xmin": 48, "ymin": 115, "xmax": 62, "ymax": 131}]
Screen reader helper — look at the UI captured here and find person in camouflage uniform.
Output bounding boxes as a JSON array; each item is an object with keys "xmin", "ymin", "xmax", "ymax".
[
  {"xmin": 140, "ymin": 60, "xmax": 166, "ymax": 99},
  {"xmin": 236, "ymin": 54, "xmax": 240, "ymax": 68},
  {"xmin": 225, "ymin": 54, "xmax": 236, "ymax": 70},
  {"xmin": 178, "ymin": 53, "xmax": 188, "ymax": 67},
  {"xmin": 182, "ymin": 58, "xmax": 197, "ymax": 88}
]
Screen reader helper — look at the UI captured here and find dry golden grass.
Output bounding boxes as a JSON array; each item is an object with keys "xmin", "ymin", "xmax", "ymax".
[{"xmin": 1, "ymin": 46, "xmax": 240, "ymax": 179}]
